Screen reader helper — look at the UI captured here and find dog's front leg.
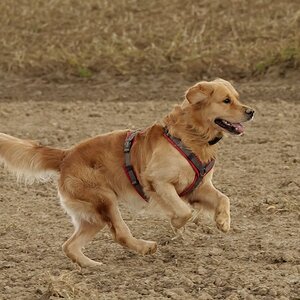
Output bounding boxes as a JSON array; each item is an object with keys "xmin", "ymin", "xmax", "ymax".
[
  {"xmin": 149, "ymin": 182, "xmax": 192, "ymax": 229},
  {"xmin": 193, "ymin": 183, "xmax": 231, "ymax": 233}
]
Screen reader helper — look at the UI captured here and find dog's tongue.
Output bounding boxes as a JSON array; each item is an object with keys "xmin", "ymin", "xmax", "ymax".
[{"xmin": 232, "ymin": 123, "xmax": 244, "ymax": 134}]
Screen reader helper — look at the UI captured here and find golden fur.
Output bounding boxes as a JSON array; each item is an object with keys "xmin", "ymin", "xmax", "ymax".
[{"xmin": 0, "ymin": 79, "xmax": 254, "ymax": 267}]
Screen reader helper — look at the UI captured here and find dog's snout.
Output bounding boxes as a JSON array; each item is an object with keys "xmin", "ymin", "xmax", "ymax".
[{"xmin": 244, "ymin": 107, "xmax": 255, "ymax": 119}]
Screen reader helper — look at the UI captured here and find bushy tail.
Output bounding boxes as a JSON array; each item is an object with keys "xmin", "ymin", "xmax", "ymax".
[{"xmin": 0, "ymin": 133, "xmax": 66, "ymax": 183}]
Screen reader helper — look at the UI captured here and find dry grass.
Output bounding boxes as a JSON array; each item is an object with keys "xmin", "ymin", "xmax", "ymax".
[{"xmin": 0, "ymin": 0, "xmax": 299, "ymax": 80}]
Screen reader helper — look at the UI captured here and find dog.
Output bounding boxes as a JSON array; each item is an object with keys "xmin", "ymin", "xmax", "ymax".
[{"xmin": 0, "ymin": 78, "xmax": 254, "ymax": 267}]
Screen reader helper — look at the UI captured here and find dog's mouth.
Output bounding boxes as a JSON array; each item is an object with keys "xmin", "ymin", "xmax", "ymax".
[{"xmin": 214, "ymin": 118, "xmax": 244, "ymax": 135}]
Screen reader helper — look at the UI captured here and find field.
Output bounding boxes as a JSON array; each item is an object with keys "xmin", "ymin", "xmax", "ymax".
[{"xmin": 0, "ymin": 1, "xmax": 300, "ymax": 300}]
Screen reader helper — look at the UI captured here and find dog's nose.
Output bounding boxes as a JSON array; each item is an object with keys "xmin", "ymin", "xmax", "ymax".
[{"xmin": 245, "ymin": 107, "xmax": 255, "ymax": 118}]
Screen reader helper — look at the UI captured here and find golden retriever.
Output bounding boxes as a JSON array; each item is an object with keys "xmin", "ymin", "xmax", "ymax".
[{"xmin": 0, "ymin": 78, "xmax": 254, "ymax": 267}]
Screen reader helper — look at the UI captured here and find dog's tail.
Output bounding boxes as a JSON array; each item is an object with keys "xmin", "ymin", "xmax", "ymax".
[{"xmin": 0, "ymin": 133, "xmax": 66, "ymax": 183}]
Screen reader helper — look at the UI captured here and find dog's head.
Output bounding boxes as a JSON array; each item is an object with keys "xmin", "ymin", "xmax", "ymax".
[{"xmin": 184, "ymin": 78, "xmax": 254, "ymax": 136}]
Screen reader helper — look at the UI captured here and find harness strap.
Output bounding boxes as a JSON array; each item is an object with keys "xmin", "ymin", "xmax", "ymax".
[
  {"xmin": 123, "ymin": 130, "xmax": 148, "ymax": 201},
  {"xmin": 123, "ymin": 128, "xmax": 215, "ymax": 202},
  {"xmin": 209, "ymin": 135, "xmax": 223, "ymax": 145},
  {"xmin": 162, "ymin": 128, "xmax": 215, "ymax": 196}
]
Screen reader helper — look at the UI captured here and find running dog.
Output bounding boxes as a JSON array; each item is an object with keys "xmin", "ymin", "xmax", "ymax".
[{"xmin": 0, "ymin": 78, "xmax": 254, "ymax": 267}]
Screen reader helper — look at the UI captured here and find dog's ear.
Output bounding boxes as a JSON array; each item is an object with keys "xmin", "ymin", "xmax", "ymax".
[{"xmin": 185, "ymin": 81, "xmax": 214, "ymax": 104}]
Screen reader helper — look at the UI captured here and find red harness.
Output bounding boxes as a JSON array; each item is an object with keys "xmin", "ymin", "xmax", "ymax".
[{"xmin": 123, "ymin": 128, "xmax": 215, "ymax": 202}]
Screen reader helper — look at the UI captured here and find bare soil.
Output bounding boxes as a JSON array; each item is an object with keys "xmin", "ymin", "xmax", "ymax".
[{"xmin": 0, "ymin": 75, "xmax": 299, "ymax": 300}]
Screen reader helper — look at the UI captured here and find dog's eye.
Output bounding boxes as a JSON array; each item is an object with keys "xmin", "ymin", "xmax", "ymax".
[{"xmin": 223, "ymin": 98, "xmax": 231, "ymax": 104}]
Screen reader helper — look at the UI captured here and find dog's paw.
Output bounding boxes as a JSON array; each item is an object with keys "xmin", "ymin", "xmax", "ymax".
[
  {"xmin": 215, "ymin": 211, "xmax": 230, "ymax": 233},
  {"xmin": 171, "ymin": 211, "xmax": 192, "ymax": 229},
  {"xmin": 138, "ymin": 240, "xmax": 158, "ymax": 255},
  {"xmin": 87, "ymin": 261, "xmax": 103, "ymax": 269},
  {"xmin": 77, "ymin": 259, "xmax": 103, "ymax": 269}
]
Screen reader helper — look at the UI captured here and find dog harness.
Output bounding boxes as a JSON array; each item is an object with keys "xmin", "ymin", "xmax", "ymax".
[{"xmin": 123, "ymin": 128, "xmax": 215, "ymax": 202}]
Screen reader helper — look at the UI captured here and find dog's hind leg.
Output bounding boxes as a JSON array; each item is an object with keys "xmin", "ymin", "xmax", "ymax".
[
  {"xmin": 99, "ymin": 202, "xmax": 157, "ymax": 255},
  {"xmin": 62, "ymin": 218, "xmax": 105, "ymax": 268}
]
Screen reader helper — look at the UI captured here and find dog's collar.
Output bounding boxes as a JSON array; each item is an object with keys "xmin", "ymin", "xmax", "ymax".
[{"xmin": 208, "ymin": 135, "xmax": 223, "ymax": 145}]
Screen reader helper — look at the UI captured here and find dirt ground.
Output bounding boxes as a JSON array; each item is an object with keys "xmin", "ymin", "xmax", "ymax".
[{"xmin": 0, "ymin": 75, "xmax": 299, "ymax": 300}]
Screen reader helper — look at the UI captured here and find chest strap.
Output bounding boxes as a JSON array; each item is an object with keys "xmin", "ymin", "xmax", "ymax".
[
  {"xmin": 162, "ymin": 128, "xmax": 215, "ymax": 196},
  {"xmin": 123, "ymin": 128, "xmax": 215, "ymax": 202}
]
